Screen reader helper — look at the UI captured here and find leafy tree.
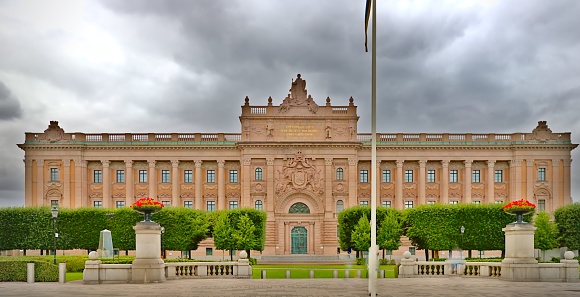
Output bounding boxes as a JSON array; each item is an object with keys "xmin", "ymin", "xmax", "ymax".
[
  {"xmin": 554, "ymin": 203, "xmax": 580, "ymax": 250},
  {"xmin": 534, "ymin": 211, "xmax": 558, "ymax": 260},
  {"xmin": 351, "ymin": 215, "xmax": 371, "ymax": 257},
  {"xmin": 212, "ymin": 212, "xmax": 237, "ymax": 260},
  {"xmin": 232, "ymin": 214, "xmax": 257, "ymax": 257},
  {"xmin": 377, "ymin": 211, "xmax": 402, "ymax": 252}
]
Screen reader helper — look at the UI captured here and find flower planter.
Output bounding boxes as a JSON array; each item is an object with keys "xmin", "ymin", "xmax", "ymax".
[
  {"xmin": 131, "ymin": 198, "xmax": 164, "ymax": 222},
  {"xmin": 505, "ymin": 208, "xmax": 534, "ymax": 224},
  {"xmin": 133, "ymin": 207, "xmax": 161, "ymax": 222},
  {"xmin": 503, "ymin": 199, "xmax": 536, "ymax": 224}
]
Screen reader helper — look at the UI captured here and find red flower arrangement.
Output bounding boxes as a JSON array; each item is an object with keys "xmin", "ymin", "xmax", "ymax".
[
  {"xmin": 131, "ymin": 197, "xmax": 164, "ymax": 210},
  {"xmin": 502, "ymin": 199, "xmax": 536, "ymax": 213}
]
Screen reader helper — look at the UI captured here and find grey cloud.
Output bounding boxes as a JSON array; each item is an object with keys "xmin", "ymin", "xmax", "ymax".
[{"xmin": 0, "ymin": 81, "xmax": 22, "ymax": 120}]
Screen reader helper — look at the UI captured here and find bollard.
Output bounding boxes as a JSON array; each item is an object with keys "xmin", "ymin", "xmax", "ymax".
[
  {"xmin": 27, "ymin": 263, "xmax": 34, "ymax": 284},
  {"xmin": 59, "ymin": 263, "xmax": 66, "ymax": 284},
  {"xmin": 333, "ymin": 270, "xmax": 338, "ymax": 278},
  {"xmin": 261, "ymin": 270, "xmax": 266, "ymax": 279},
  {"xmin": 356, "ymin": 269, "xmax": 362, "ymax": 278},
  {"xmin": 286, "ymin": 270, "xmax": 290, "ymax": 279},
  {"xmin": 345, "ymin": 269, "xmax": 349, "ymax": 278},
  {"xmin": 310, "ymin": 270, "xmax": 314, "ymax": 279},
  {"xmin": 380, "ymin": 269, "xmax": 385, "ymax": 278}
]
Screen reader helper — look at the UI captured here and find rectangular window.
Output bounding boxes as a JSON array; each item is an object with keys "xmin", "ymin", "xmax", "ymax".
[
  {"xmin": 255, "ymin": 200, "xmax": 263, "ymax": 210},
  {"xmin": 184, "ymin": 201, "xmax": 193, "ymax": 209},
  {"xmin": 51, "ymin": 200, "xmax": 59, "ymax": 208},
  {"xmin": 206, "ymin": 248, "xmax": 213, "ymax": 256},
  {"xmin": 538, "ymin": 199, "xmax": 546, "ymax": 212},
  {"xmin": 229, "ymin": 201, "xmax": 239, "ymax": 210},
  {"xmin": 93, "ymin": 170, "xmax": 102, "ymax": 183},
  {"xmin": 494, "ymin": 170, "xmax": 503, "ymax": 183},
  {"xmin": 404, "ymin": 201, "xmax": 414, "ymax": 209},
  {"xmin": 161, "ymin": 170, "xmax": 170, "ymax": 183},
  {"xmin": 336, "ymin": 168, "xmax": 344, "ymax": 181},
  {"xmin": 450, "ymin": 170, "xmax": 458, "ymax": 183},
  {"xmin": 207, "ymin": 170, "xmax": 215, "ymax": 183},
  {"xmin": 495, "ymin": 200, "xmax": 504, "ymax": 204},
  {"xmin": 184, "ymin": 170, "xmax": 193, "ymax": 183},
  {"xmin": 359, "ymin": 170, "xmax": 368, "ymax": 183},
  {"xmin": 472, "ymin": 170, "xmax": 481, "ymax": 183},
  {"xmin": 427, "ymin": 170, "xmax": 435, "ymax": 183},
  {"xmin": 359, "ymin": 201, "xmax": 369, "ymax": 206},
  {"xmin": 409, "ymin": 247, "xmax": 416, "ymax": 255},
  {"xmin": 207, "ymin": 201, "xmax": 216, "ymax": 212},
  {"xmin": 162, "ymin": 201, "xmax": 170, "ymax": 207},
  {"xmin": 427, "ymin": 201, "xmax": 435, "ymax": 205},
  {"xmin": 255, "ymin": 168, "xmax": 263, "ymax": 181},
  {"xmin": 115, "ymin": 201, "xmax": 125, "ymax": 208},
  {"xmin": 538, "ymin": 168, "xmax": 546, "ymax": 181},
  {"xmin": 50, "ymin": 168, "xmax": 59, "ymax": 182},
  {"xmin": 450, "ymin": 201, "xmax": 458, "ymax": 205},
  {"xmin": 382, "ymin": 201, "xmax": 391, "ymax": 208},
  {"xmin": 404, "ymin": 170, "xmax": 413, "ymax": 183},
  {"xmin": 93, "ymin": 201, "xmax": 102, "ymax": 208},
  {"xmin": 473, "ymin": 201, "xmax": 481, "ymax": 205},
  {"xmin": 229, "ymin": 170, "xmax": 238, "ymax": 183},
  {"xmin": 116, "ymin": 170, "xmax": 125, "ymax": 183},
  {"xmin": 139, "ymin": 170, "xmax": 147, "ymax": 183},
  {"xmin": 382, "ymin": 170, "xmax": 391, "ymax": 183}
]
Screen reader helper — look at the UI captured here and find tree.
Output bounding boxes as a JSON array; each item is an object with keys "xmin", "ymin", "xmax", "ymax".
[
  {"xmin": 212, "ymin": 212, "xmax": 237, "ymax": 260},
  {"xmin": 232, "ymin": 214, "xmax": 257, "ymax": 258},
  {"xmin": 534, "ymin": 211, "xmax": 558, "ymax": 260},
  {"xmin": 351, "ymin": 215, "xmax": 370, "ymax": 258},
  {"xmin": 554, "ymin": 203, "xmax": 580, "ymax": 250},
  {"xmin": 377, "ymin": 212, "xmax": 402, "ymax": 257}
]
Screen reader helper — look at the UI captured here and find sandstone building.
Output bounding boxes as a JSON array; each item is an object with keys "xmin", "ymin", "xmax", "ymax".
[{"xmin": 18, "ymin": 74, "xmax": 577, "ymax": 256}]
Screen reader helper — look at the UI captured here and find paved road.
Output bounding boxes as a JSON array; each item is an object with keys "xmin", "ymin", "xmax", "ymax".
[{"xmin": 0, "ymin": 278, "xmax": 579, "ymax": 297}]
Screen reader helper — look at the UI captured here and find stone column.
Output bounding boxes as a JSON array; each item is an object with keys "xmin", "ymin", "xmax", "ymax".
[
  {"xmin": 131, "ymin": 221, "xmax": 165, "ymax": 283},
  {"xmin": 512, "ymin": 159, "xmax": 522, "ymax": 200},
  {"xmin": 102, "ymin": 160, "xmax": 111, "ymax": 208},
  {"xmin": 486, "ymin": 160, "xmax": 496, "ymax": 203},
  {"xmin": 563, "ymin": 159, "xmax": 572, "ymax": 205},
  {"xmin": 376, "ymin": 160, "xmax": 382, "ymax": 207},
  {"xmin": 501, "ymin": 223, "xmax": 539, "ymax": 282},
  {"xmin": 63, "ymin": 159, "xmax": 71, "ymax": 207},
  {"xmin": 395, "ymin": 160, "xmax": 404, "ymax": 210},
  {"xmin": 171, "ymin": 160, "xmax": 180, "ymax": 207},
  {"xmin": 74, "ymin": 159, "xmax": 83, "ymax": 207},
  {"xmin": 441, "ymin": 160, "xmax": 449, "ymax": 204},
  {"xmin": 348, "ymin": 158, "xmax": 358, "ymax": 208},
  {"xmin": 552, "ymin": 159, "xmax": 560, "ymax": 211},
  {"xmin": 24, "ymin": 159, "xmax": 32, "ymax": 206},
  {"xmin": 194, "ymin": 160, "xmax": 203, "ymax": 210},
  {"xmin": 242, "ymin": 158, "xmax": 252, "ymax": 208},
  {"xmin": 125, "ymin": 160, "xmax": 134, "ymax": 206},
  {"xmin": 325, "ymin": 158, "xmax": 333, "ymax": 215},
  {"xmin": 526, "ymin": 160, "xmax": 534, "ymax": 201},
  {"xmin": 418, "ymin": 160, "xmax": 426, "ymax": 205},
  {"xmin": 148, "ymin": 160, "xmax": 156, "ymax": 199},
  {"xmin": 266, "ymin": 158, "xmax": 275, "ymax": 213},
  {"xmin": 217, "ymin": 160, "xmax": 226, "ymax": 210},
  {"xmin": 81, "ymin": 160, "xmax": 88, "ymax": 207},
  {"xmin": 464, "ymin": 160, "xmax": 472, "ymax": 203},
  {"xmin": 36, "ymin": 159, "xmax": 44, "ymax": 206}
]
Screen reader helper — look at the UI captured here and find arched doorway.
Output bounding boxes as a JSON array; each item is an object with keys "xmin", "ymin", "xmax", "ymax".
[{"xmin": 291, "ymin": 226, "xmax": 307, "ymax": 254}]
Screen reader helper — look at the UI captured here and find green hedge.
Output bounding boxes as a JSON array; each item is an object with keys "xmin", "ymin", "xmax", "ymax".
[{"xmin": 0, "ymin": 260, "xmax": 58, "ymax": 282}]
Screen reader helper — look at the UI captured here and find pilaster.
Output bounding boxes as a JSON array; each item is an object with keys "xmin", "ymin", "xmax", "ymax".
[
  {"xmin": 36, "ymin": 159, "xmax": 44, "ymax": 206},
  {"xmin": 194, "ymin": 160, "xmax": 203, "ymax": 210},
  {"xmin": 487, "ymin": 160, "xmax": 496, "ymax": 203},
  {"xmin": 217, "ymin": 160, "xmax": 226, "ymax": 210},
  {"xmin": 63, "ymin": 159, "xmax": 71, "ymax": 207},
  {"xmin": 171, "ymin": 160, "xmax": 180, "ymax": 207},
  {"xmin": 418, "ymin": 160, "xmax": 426, "ymax": 205},
  {"xmin": 441, "ymin": 160, "xmax": 449, "ymax": 204},
  {"xmin": 148, "ymin": 160, "xmax": 156, "ymax": 200},
  {"xmin": 348, "ymin": 158, "xmax": 358, "ymax": 208},
  {"xmin": 395, "ymin": 160, "xmax": 404, "ymax": 210},
  {"xmin": 102, "ymin": 160, "xmax": 110, "ymax": 208},
  {"xmin": 464, "ymin": 160, "xmax": 472, "ymax": 203},
  {"xmin": 125, "ymin": 160, "xmax": 134, "ymax": 205}
]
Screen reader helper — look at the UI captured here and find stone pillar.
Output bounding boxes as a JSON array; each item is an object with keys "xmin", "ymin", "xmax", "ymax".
[
  {"xmin": 464, "ymin": 160, "xmax": 472, "ymax": 203},
  {"xmin": 418, "ymin": 160, "xmax": 426, "ymax": 205},
  {"xmin": 171, "ymin": 160, "xmax": 180, "ymax": 207},
  {"xmin": 325, "ymin": 158, "xmax": 333, "ymax": 215},
  {"xmin": 441, "ymin": 160, "xmax": 449, "ymax": 204},
  {"xmin": 74, "ymin": 159, "xmax": 83, "ymax": 207},
  {"xmin": 501, "ymin": 223, "xmax": 539, "ymax": 281},
  {"xmin": 24, "ymin": 159, "xmax": 33, "ymax": 206},
  {"xmin": 81, "ymin": 160, "xmax": 88, "ymax": 207},
  {"xmin": 36, "ymin": 159, "xmax": 44, "ymax": 206},
  {"xmin": 348, "ymin": 158, "xmax": 358, "ymax": 208},
  {"xmin": 131, "ymin": 221, "xmax": 165, "ymax": 283},
  {"xmin": 125, "ymin": 160, "xmax": 134, "ymax": 206},
  {"xmin": 63, "ymin": 159, "xmax": 71, "ymax": 207},
  {"xmin": 194, "ymin": 160, "xmax": 203, "ymax": 210},
  {"xmin": 561, "ymin": 251, "xmax": 580, "ymax": 282},
  {"xmin": 266, "ymin": 158, "xmax": 275, "ymax": 213},
  {"xmin": 563, "ymin": 159, "xmax": 572, "ymax": 205},
  {"xmin": 217, "ymin": 160, "xmax": 226, "ymax": 210},
  {"xmin": 395, "ymin": 160, "xmax": 404, "ymax": 210},
  {"xmin": 102, "ymin": 160, "xmax": 110, "ymax": 208},
  {"xmin": 552, "ymin": 159, "xmax": 560, "ymax": 211},
  {"xmin": 148, "ymin": 160, "xmax": 156, "ymax": 199},
  {"xmin": 398, "ymin": 251, "xmax": 416, "ymax": 278},
  {"xmin": 242, "ymin": 158, "xmax": 252, "ymax": 208},
  {"xmin": 486, "ymin": 160, "xmax": 496, "ymax": 203},
  {"xmin": 513, "ymin": 159, "xmax": 522, "ymax": 200},
  {"xmin": 526, "ymin": 160, "xmax": 534, "ymax": 201}
]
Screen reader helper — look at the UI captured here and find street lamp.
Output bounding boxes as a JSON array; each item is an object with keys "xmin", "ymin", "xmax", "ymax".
[
  {"xmin": 51, "ymin": 206, "xmax": 59, "ymax": 265},
  {"xmin": 160, "ymin": 226, "xmax": 165, "ymax": 258}
]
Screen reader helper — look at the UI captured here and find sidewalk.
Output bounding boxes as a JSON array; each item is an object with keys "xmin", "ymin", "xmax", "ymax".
[{"xmin": 0, "ymin": 278, "xmax": 578, "ymax": 297}]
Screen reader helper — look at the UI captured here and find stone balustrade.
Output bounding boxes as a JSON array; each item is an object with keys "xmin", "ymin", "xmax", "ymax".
[{"xmin": 165, "ymin": 261, "xmax": 251, "ymax": 279}]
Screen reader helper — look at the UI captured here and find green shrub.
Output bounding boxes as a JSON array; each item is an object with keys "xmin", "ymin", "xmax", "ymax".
[
  {"xmin": 379, "ymin": 258, "xmax": 395, "ymax": 265},
  {"xmin": 394, "ymin": 264, "xmax": 400, "ymax": 278},
  {"xmin": 356, "ymin": 257, "xmax": 365, "ymax": 265},
  {"xmin": 248, "ymin": 257, "xmax": 257, "ymax": 265},
  {"xmin": 0, "ymin": 260, "xmax": 58, "ymax": 282}
]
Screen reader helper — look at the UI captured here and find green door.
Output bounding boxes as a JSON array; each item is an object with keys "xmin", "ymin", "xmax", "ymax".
[{"xmin": 291, "ymin": 226, "xmax": 308, "ymax": 254}]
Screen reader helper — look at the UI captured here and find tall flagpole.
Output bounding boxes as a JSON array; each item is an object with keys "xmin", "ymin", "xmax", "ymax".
[{"xmin": 368, "ymin": 0, "xmax": 378, "ymax": 296}]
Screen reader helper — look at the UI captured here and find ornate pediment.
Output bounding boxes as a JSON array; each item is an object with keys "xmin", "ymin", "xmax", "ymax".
[
  {"xmin": 38, "ymin": 121, "xmax": 71, "ymax": 142},
  {"xmin": 278, "ymin": 74, "xmax": 319, "ymax": 114},
  {"xmin": 528, "ymin": 121, "xmax": 558, "ymax": 141}
]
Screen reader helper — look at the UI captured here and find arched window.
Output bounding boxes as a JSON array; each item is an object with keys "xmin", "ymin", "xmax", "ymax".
[
  {"xmin": 289, "ymin": 202, "xmax": 310, "ymax": 214},
  {"xmin": 336, "ymin": 167, "xmax": 344, "ymax": 180},
  {"xmin": 336, "ymin": 200, "xmax": 344, "ymax": 213},
  {"xmin": 255, "ymin": 200, "xmax": 263, "ymax": 210},
  {"xmin": 255, "ymin": 168, "xmax": 263, "ymax": 181}
]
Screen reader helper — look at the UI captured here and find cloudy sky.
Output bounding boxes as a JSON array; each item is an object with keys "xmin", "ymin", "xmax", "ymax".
[{"xmin": 0, "ymin": 0, "xmax": 579, "ymax": 207}]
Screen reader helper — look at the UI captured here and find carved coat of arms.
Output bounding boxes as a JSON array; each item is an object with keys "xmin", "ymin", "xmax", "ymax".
[{"xmin": 276, "ymin": 151, "xmax": 323, "ymax": 195}]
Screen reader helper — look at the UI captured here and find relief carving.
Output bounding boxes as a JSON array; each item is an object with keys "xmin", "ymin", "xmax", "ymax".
[
  {"xmin": 227, "ymin": 192, "xmax": 240, "ymax": 198},
  {"xmin": 251, "ymin": 182, "xmax": 265, "ymax": 193},
  {"xmin": 90, "ymin": 184, "xmax": 103, "ymax": 191},
  {"xmin": 403, "ymin": 183, "xmax": 416, "ymax": 190},
  {"xmin": 494, "ymin": 183, "xmax": 506, "ymax": 190},
  {"xmin": 89, "ymin": 192, "xmax": 103, "ymax": 198},
  {"xmin": 449, "ymin": 184, "xmax": 461, "ymax": 190},
  {"xmin": 180, "ymin": 192, "xmax": 194, "ymax": 199},
  {"xmin": 381, "ymin": 183, "xmax": 394, "ymax": 190},
  {"xmin": 529, "ymin": 121, "xmax": 558, "ymax": 141},
  {"xmin": 181, "ymin": 184, "xmax": 195, "ymax": 191},
  {"xmin": 471, "ymin": 184, "xmax": 484, "ymax": 190},
  {"xmin": 135, "ymin": 184, "xmax": 148, "ymax": 190},
  {"xmin": 159, "ymin": 184, "xmax": 172, "ymax": 190},
  {"xmin": 275, "ymin": 151, "xmax": 323, "ymax": 196},
  {"xmin": 403, "ymin": 192, "xmax": 417, "ymax": 198},
  {"xmin": 204, "ymin": 184, "xmax": 218, "ymax": 190},
  {"xmin": 113, "ymin": 184, "xmax": 126, "ymax": 190},
  {"xmin": 426, "ymin": 183, "xmax": 439, "ymax": 190},
  {"xmin": 158, "ymin": 192, "xmax": 172, "ymax": 198},
  {"xmin": 227, "ymin": 184, "xmax": 240, "ymax": 190},
  {"xmin": 112, "ymin": 192, "xmax": 125, "ymax": 198},
  {"xmin": 334, "ymin": 183, "xmax": 346, "ymax": 193},
  {"xmin": 38, "ymin": 121, "xmax": 71, "ymax": 142}
]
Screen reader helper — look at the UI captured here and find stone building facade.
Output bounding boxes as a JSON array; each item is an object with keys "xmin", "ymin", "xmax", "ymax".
[{"xmin": 18, "ymin": 74, "xmax": 577, "ymax": 256}]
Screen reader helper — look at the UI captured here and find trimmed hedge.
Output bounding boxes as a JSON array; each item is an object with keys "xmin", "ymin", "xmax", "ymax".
[{"xmin": 0, "ymin": 260, "xmax": 58, "ymax": 282}]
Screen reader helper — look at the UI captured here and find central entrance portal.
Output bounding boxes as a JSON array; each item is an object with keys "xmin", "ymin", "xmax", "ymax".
[{"xmin": 291, "ymin": 226, "xmax": 307, "ymax": 254}]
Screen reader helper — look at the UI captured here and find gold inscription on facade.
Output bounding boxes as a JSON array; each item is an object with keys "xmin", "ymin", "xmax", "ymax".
[{"xmin": 281, "ymin": 125, "xmax": 318, "ymax": 137}]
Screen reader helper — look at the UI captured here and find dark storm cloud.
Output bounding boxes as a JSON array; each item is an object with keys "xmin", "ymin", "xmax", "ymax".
[{"xmin": 0, "ymin": 80, "xmax": 22, "ymax": 120}]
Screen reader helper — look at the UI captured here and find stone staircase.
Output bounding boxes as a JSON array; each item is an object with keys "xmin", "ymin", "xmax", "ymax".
[{"xmin": 259, "ymin": 254, "xmax": 355, "ymax": 264}]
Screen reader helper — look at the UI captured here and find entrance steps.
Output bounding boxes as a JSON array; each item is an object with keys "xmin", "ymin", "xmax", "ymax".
[{"xmin": 259, "ymin": 255, "xmax": 355, "ymax": 264}]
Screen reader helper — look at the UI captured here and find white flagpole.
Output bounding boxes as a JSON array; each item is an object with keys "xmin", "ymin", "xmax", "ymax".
[{"xmin": 368, "ymin": 0, "xmax": 378, "ymax": 296}]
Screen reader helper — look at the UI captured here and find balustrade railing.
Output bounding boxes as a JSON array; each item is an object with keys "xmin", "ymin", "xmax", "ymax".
[{"xmin": 165, "ymin": 262, "xmax": 243, "ymax": 279}]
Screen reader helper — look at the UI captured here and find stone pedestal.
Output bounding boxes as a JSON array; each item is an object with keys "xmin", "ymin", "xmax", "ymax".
[
  {"xmin": 398, "ymin": 251, "xmax": 416, "ymax": 278},
  {"xmin": 501, "ymin": 223, "xmax": 539, "ymax": 281},
  {"xmin": 83, "ymin": 251, "xmax": 102, "ymax": 284},
  {"xmin": 131, "ymin": 221, "xmax": 165, "ymax": 283}
]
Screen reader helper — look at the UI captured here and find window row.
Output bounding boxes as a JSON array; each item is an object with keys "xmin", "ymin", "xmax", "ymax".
[
  {"xmin": 90, "ymin": 199, "xmax": 265, "ymax": 211},
  {"xmin": 89, "ymin": 169, "xmax": 241, "ymax": 184},
  {"xmin": 351, "ymin": 199, "xmax": 547, "ymax": 211},
  {"xmin": 358, "ymin": 169, "xmax": 517, "ymax": 183}
]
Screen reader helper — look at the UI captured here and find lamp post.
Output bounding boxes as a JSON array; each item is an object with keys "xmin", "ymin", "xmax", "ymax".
[
  {"xmin": 160, "ymin": 226, "xmax": 165, "ymax": 259},
  {"xmin": 460, "ymin": 225, "xmax": 465, "ymax": 260},
  {"xmin": 51, "ymin": 206, "xmax": 59, "ymax": 265}
]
